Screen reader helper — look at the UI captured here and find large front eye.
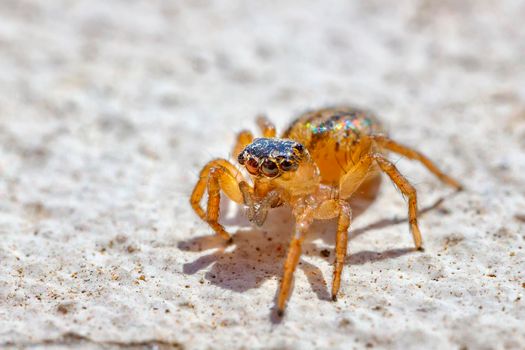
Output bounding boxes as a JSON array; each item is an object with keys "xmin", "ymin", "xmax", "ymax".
[
  {"xmin": 245, "ymin": 158, "xmax": 259, "ymax": 175},
  {"xmin": 279, "ymin": 159, "xmax": 295, "ymax": 172},
  {"xmin": 261, "ymin": 159, "xmax": 279, "ymax": 178}
]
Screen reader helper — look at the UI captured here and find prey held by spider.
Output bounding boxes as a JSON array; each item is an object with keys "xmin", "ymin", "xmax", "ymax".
[{"xmin": 190, "ymin": 106, "xmax": 462, "ymax": 317}]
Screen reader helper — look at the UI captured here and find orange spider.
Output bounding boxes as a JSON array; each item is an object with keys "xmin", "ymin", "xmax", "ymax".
[{"xmin": 190, "ymin": 106, "xmax": 461, "ymax": 316}]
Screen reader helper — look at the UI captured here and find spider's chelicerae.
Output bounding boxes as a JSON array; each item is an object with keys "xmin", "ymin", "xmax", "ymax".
[{"xmin": 190, "ymin": 106, "xmax": 461, "ymax": 316}]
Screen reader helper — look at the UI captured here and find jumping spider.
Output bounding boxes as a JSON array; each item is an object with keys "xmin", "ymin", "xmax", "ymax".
[{"xmin": 190, "ymin": 106, "xmax": 461, "ymax": 316}]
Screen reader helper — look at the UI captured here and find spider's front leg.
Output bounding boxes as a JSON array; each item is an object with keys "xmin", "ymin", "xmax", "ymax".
[
  {"xmin": 232, "ymin": 130, "xmax": 254, "ymax": 160},
  {"xmin": 277, "ymin": 198, "xmax": 350, "ymax": 314},
  {"xmin": 313, "ymin": 199, "xmax": 352, "ymax": 301},
  {"xmin": 232, "ymin": 115, "xmax": 276, "ymax": 156},
  {"xmin": 256, "ymin": 115, "xmax": 277, "ymax": 138},
  {"xmin": 277, "ymin": 206, "xmax": 315, "ymax": 316},
  {"xmin": 190, "ymin": 159, "xmax": 249, "ymax": 242}
]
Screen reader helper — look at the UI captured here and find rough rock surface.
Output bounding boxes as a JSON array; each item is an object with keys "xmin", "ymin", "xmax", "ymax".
[{"xmin": 0, "ymin": 1, "xmax": 524, "ymax": 349}]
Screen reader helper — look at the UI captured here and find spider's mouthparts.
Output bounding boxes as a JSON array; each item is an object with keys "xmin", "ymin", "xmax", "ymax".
[{"xmin": 245, "ymin": 203, "xmax": 268, "ymax": 227}]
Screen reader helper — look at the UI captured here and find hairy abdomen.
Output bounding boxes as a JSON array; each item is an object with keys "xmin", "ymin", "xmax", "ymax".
[{"xmin": 283, "ymin": 106, "xmax": 386, "ymax": 184}]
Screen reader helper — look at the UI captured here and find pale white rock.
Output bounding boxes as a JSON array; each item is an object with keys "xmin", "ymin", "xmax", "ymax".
[{"xmin": 0, "ymin": 1, "xmax": 524, "ymax": 349}]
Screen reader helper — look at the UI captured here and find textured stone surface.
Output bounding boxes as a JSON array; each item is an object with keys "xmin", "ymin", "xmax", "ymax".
[{"xmin": 0, "ymin": 1, "xmax": 524, "ymax": 349}]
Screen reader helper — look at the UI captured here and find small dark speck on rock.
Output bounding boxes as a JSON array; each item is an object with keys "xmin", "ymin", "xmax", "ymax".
[
  {"xmin": 320, "ymin": 249, "xmax": 330, "ymax": 258},
  {"xmin": 115, "ymin": 234, "xmax": 127, "ymax": 244},
  {"xmin": 515, "ymin": 214, "xmax": 525, "ymax": 223},
  {"xmin": 179, "ymin": 302, "xmax": 195, "ymax": 309},
  {"xmin": 57, "ymin": 304, "xmax": 69, "ymax": 314},
  {"xmin": 438, "ymin": 207, "xmax": 451, "ymax": 215},
  {"xmin": 338, "ymin": 318, "xmax": 352, "ymax": 328}
]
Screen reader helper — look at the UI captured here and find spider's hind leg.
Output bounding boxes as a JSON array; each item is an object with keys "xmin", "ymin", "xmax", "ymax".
[
  {"xmin": 371, "ymin": 153, "xmax": 423, "ymax": 250},
  {"xmin": 372, "ymin": 135, "xmax": 462, "ymax": 190}
]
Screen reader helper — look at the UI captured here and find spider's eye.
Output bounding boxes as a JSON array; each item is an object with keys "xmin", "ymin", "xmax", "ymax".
[
  {"xmin": 279, "ymin": 159, "xmax": 295, "ymax": 172},
  {"xmin": 261, "ymin": 159, "xmax": 279, "ymax": 178},
  {"xmin": 245, "ymin": 158, "xmax": 259, "ymax": 175},
  {"xmin": 237, "ymin": 153, "xmax": 245, "ymax": 165},
  {"xmin": 294, "ymin": 144, "xmax": 304, "ymax": 154}
]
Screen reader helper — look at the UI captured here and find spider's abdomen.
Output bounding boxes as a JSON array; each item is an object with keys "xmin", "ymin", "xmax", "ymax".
[{"xmin": 282, "ymin": 106, "xmax": 386, "ymax": 184}]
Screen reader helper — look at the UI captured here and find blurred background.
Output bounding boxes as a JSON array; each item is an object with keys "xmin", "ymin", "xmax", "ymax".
[
  {"xmin": 0, "ymin": 1, "xmax": 524, "ymax": 191},
  {"xmin": 0, "ymin": 1, "xmax": 524, "ymax": 349}
]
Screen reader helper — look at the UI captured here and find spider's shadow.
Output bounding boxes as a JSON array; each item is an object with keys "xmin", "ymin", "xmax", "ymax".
[{"xmin": 179, "ymin": 176, "xmax": 449, "ymax": 322}]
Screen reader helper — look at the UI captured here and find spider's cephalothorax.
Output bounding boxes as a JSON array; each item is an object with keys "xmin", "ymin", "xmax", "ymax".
[
  {"xmin": 237, "ymin": 138, "xmax": 305, "ymax": 178},
  {"xmin": 190, "ymin": 107, "xmax": 462, "ymax": 317},
  {"xmin": 236, "ymin": 138, "xmax": 322, "ymax": 204}
]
